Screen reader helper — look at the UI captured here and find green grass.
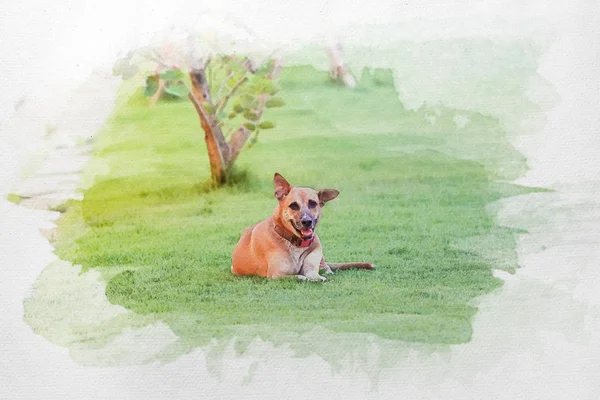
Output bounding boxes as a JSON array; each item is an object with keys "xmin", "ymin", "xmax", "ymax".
[{"xmin": 53, "ymin": 65, "xmax": 535, "ymax": 354}]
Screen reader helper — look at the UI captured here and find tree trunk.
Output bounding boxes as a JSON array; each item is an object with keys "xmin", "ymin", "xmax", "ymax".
[
  {"xmin": 326, "ymin": 44, "xmax": 356, "ymax": 88},
  {"xmin": 189, "ymin": 67, "xmax": 230, "ymax": 185},
  {"xmin": 149, "ymin": 78, "xmax": 166, "ymax": 105}
]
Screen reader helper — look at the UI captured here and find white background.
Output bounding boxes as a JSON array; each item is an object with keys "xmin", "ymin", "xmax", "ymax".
[{"xmin": 1, "ymin": 1, "xmax": 599, "ymax": 399}]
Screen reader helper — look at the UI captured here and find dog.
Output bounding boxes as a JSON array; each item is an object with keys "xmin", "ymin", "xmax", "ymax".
[{"xmin": 231, "ymin": 173, "xmax": 374, "ymax": 282}]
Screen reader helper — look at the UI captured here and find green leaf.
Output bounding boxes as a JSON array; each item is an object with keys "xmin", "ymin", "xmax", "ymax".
[
  {"xmin": 250, "ymin": 76, "xmax": 268, "ymax": 86},
  {"xmin": 264, "ymin": 82, "xmax": 278, "ymax": 95},
  {"xmin": 255, "ymin": 59, "xmax": 275, "ymax": 77},
  {"xmin": 259, "ymin": 121, "xmax": 275, "ymax": 129},
  {"xmin": 163, "ymin": 82, "xmax": 188, "ymax": 98},
  {"xmin": 265, "ymin": 97, "xmax": 285, "ymax": 108},
  {"xmin": 243, "ymin": 122, "xmax": 256, "ymax": 131},
  {"xmin": 228, "ymin": 112, "xmax": 237, "ymax": 119},
  {"xmin": 160, "ymin": 69, "xmax": 184, "ymax": 82},
  {"xmin": 240, "ymin": 94, "xmax": 254, "ymax": 108},
  {"xmin": 243, "ymin": 111, "xmax": 260, "ymax": 121},
  {"xmin": 143, "ymin": 75, "xmax": 159, "ymax": 97},
  {"xmin": 227, "ymin": 76, "xmax": 238, "ymax": 87},
  {"xmin": 251, "ymin": 76, "xmax": 278, "ymax": 95},
  {"xmin": 233, "ymin": 103, "xmax": 244, "ymax": 113}
]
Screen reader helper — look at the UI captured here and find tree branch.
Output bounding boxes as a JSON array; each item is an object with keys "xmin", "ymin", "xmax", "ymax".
[
  {"xmin": 216, "ymin": 76, "xmax": 248, "ymax": 115},
  {"xmin": 217, "ymin": 71, "xmax": 235, "ymax": 99},
  {"xmin": 150, "ymin": 55, "xmax": 171, "ymax": 70},
  {"xmin": 227, "ymin": 126, "xmax": 251, "ymax": 168},
  {"xmin": 266, "ymin": 57, "xmax": 283, "ymax": 80},
  {"xmin": 229, "ymin": 55, "xmax": 257, "ymax": 73},
  {"xmin": 148, "ymin": 49, "xmax": 173, "ymax": 70}
]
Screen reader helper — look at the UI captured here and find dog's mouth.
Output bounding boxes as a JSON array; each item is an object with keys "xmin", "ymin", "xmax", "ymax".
[
  {"xmin": 291, "ymin": 221, "xmax": 315, "ymax": 239},
  {"xmin": 299, "ymin": 228, "xmax": 314, "ymax": 239}
]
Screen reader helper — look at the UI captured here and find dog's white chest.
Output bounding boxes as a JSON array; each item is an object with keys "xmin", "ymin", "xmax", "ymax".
[
  {"xmin": 285, "ymin": 246, "xmax": 322, "ymax": 275},
  {"xmin": 288, "ymin": 246, "xmax": 308, "ymax": 265}
]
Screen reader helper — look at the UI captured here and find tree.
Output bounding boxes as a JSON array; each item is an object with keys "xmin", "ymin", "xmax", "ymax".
[
  {"xmin": 326, "ymin": 43, "xmax": 356, "ymax": 88},
  {"xmin": 113, "ymin": 39, "xmax": 284, "ymax": 186}
]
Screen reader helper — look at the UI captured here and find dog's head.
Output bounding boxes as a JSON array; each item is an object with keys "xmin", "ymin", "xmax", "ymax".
[{"xmin": 273, "ymin": 173, "xmax": 339, "ymax": 240}]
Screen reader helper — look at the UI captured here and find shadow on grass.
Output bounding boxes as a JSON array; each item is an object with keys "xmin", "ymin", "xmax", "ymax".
[{"xmin": 193, "ymin": 168, "xmax": 262, "ymax": 194}]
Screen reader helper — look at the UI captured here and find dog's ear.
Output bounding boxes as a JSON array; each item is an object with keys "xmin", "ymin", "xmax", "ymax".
[
  {"xmin": 318, "ymin": 189, "xmax": 339, "ymax": 206},
  {"xmin": 274, "ymin": 173, "xmax": 291, "ymax": 200}
]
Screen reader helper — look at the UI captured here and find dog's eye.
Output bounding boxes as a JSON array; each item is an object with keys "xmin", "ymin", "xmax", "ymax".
[
  {"xmin": 308, "ymin": 200, "xmax": 318, "ymax": 209},
  {"xmin": 289, "ymin": 202, "xmax": 300, "ymax": 211}
]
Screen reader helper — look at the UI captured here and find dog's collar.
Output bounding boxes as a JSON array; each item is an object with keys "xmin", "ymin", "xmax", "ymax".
[{"xmin": 273, "ymin": 223, "xmax": 314, "ymax": 248}]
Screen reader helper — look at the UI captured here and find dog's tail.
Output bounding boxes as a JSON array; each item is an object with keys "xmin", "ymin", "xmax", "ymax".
[{"xmin": 326, "ymin": 262, "xmax": 375, "ymax": 271}]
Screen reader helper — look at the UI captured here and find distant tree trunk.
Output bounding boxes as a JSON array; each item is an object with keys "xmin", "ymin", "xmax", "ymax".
[
  {"xmin": 326, "ymin": 43, "xmax": 356, "ymax": 88},
  {"xmin": 149, "ymin": 77, "xmax": 166, "ymax": 105}
]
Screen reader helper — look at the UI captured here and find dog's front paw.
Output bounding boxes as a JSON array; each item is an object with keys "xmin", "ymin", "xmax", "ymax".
[{"xmin": 297, "ymin": 274, "xmax": 327, "ymax": 282}]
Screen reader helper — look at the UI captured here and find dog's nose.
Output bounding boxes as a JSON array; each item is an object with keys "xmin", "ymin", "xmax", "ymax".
[{"xmin": 301, "ymin": 219, "xmax": 313, "ymax": 228}]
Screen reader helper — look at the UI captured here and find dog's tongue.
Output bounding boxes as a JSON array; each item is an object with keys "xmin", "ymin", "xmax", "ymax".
[{"xmin": 301, "ymin": 228, "xmax": 314, "ymax": 238}]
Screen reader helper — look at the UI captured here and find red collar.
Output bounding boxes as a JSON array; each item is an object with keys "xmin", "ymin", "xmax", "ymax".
[{"xmin": 273, "ymin": 223, "xmax": 314, "ymax": 247}]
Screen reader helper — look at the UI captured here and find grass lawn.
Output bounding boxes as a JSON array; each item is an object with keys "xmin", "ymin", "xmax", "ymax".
[{"xmin": 53, "ymin": 65, "xmax": 535, "ymax": 356}]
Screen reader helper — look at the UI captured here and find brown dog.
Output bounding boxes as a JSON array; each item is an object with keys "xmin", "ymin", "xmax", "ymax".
[{"xmin": 231, "ymin": 173, "xmax": 374, "ymax": 281}]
